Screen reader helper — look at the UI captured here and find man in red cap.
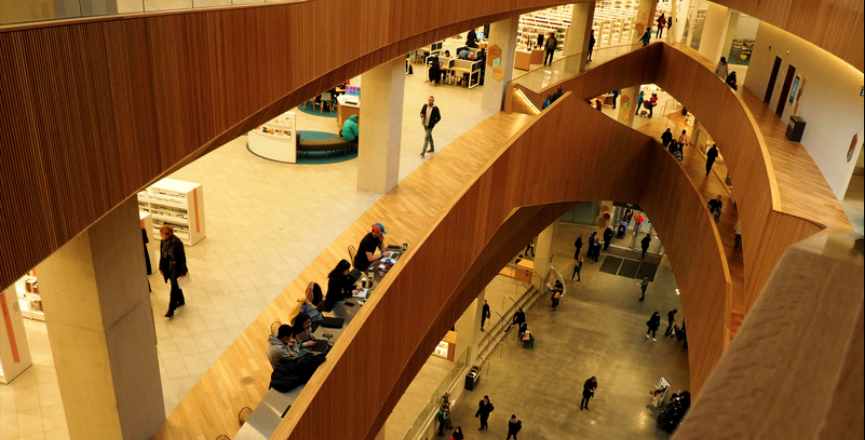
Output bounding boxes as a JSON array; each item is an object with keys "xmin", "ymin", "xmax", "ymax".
[{"xmin": 354, "ymin": 223, "xmax": 389, "ymax": 270}]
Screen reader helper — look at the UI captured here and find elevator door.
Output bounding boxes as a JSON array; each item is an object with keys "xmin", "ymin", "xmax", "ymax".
[
  {"xmin": 776, "ymin": 64, "xmax": 797, "ymax": 116},
  {"xmin": 764, "ymin": 56, "xmax": 782, "ymax": 104}
]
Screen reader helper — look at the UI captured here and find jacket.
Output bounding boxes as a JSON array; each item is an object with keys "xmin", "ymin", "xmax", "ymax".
[
  {"xmin": 476, "ymin": 400, "xmax": 494, "ymax": 418},
  {"xmin": 324, "ymin": 274, "xmax": 354, "ymax": 311},
  {"xmin": 641, "ymin": 235, "xmax": 652, "ymax": 250},
  {"xmin": 420, "ymin": 104, "xmax": 442, "ymax": 129},
  {"xmin": 545, "ymin": 35, "xmax": 558, "ymax": 51},
  {"xmin": 647, "ymin": 314, "xmax": 662, "ymax": 331},
  {"xmin": 715, "ymin": 61, "xmax": 729, "ymax": 79},
  {"xmin": 508, "ymin": 419, "xmax": 522, "ymax": 434},
  {"xmin": 267, "ymin": 334, "xmax": 298, "ymax": 369},
  {"xmin": 661, "ymin": 130, "xmax": 673, "ymax": 145},
  {"xmin": 159, "ymin": 235, "xmax": 187, "ymax": 281},
  {"xmin": 583, "ymin": 379, "xmax": 597, "ymax": 398},
  {"xmin": 341, "ymin": 114, "xmax": 359, "ymax": 141},
  {"xmin": 269, "ymin": 352, "xmax": 326, "ymax": 392},
  {"xmin": 603, "ymin": 229, "xmax": 613, "ymax": 242}
]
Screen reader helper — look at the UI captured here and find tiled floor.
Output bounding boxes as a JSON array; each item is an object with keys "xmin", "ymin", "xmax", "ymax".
[{"xmin": 0, "ymin": 48, "xmax": 496, "ymax": 440}]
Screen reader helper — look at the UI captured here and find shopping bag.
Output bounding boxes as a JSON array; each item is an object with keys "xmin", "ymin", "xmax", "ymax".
[{"xmin": 178, "ymin": 273, "xmax": 193, "ymax": 288}]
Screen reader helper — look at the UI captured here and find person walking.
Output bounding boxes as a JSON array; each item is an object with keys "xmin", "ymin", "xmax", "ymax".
[
  {"xmin": 638, "ymin": 276, "xmax": 650, "ymax": 301},
  {"xmin": 734, "ymin": 221, "xmax": 743, "ymax": 251},
  {"xmin": 611, "ymin": 89, "xmax": 620, "ymax": 109},
  {"xmin": 481, "ymin": 299, "xmax": 491, "ymax": 331},
  {"xmin": 574, "ymin": 234, "xmax": 583, "ymax": 258},
  {"xmin": 580, "ymin": 376, "xmax": 598, "ymax": 411},
  {"xmin": 635, "ymin": 91, "xmax": 645, "ymax": 114},
  {"xmin": 715, "ymin": 56, "xmax": 729, "ymax": 79},
  {"xmin": 661, "ymin": 128, "xmax": 673, "ymax": 148},
  {"xmin": 708, "ymin": 195, "xmax": 724, "ymax": 222},
  {"xmin": 551, "ymin": 280, "xmax": 563, "ymax": 311},
  {"xmin": 677, "ymin": 129, "xmax": 689, "ymax": 150},
  {"xmin": 603, "ymin": 226, "xmax": 614, "ymax": 251},
  {"xmin": 587, "ymin": 29, "xmax": 596, "ymax": 62},
  {"xmin": 572, "ymin": 255, "xmax": 584, "ymax": 281},
  {"xmin": 159, "ymin": 225, "xmax": 188, "ymax": 318},
  {"xmin": 657, "ymin": 13, "xmax": 667, "ymax": 39},
  {"xmin": 420, "ymin": 95, "xmax": 441, "ymax": 158},
  {"xmin": 647, "ymin": 93, "xmax": 659, "ymax": 118},
  {"xmin": 506, "ymin": 415, "xmax": 522, "ymax": 440},
  {"xmin": 475, "ymin": 395, "xmax": 494, "ymax": 430},
  {"xmin": 525, "ymin": 238, "xmax": 535, "ymax": 256},
  {"xmin": 640, "ymin": 28, "xmax": 652, "ymax": 47},
  {"xmin": 665, "ymin": 309, "xmax": 678, "ymax": 336},
  {"xmin": 544, "ymin": 31, "xmax": 558, "ymax": 66},
  {"xmin": 705, "ymin": 144, "xmax": 719, "ymax": 176},
  {"xmin": 641, "ymin": 233, "xmax": 652, "ymax": 259},
  {"xmin": 646, "ymin": 311, "xmax": 662, "ymax": 341}
]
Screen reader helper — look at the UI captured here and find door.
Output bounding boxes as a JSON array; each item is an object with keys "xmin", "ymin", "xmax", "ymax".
[
  {"xmin": 776, "ymin": 64, "xmax": 797, "ymax": 116},
  {"xmin": 764, "ymin": 56, "xmax": 782, "ymax": 103}
]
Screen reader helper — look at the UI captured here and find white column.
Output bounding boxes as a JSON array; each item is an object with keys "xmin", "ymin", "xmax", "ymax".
[
  {"xmin": 455, "ymin": 289, "xmax": 486, "ymax": 367},
  {"xmin": 482, "ymin": 18, "xmax": 519, "ymax": 111},
  {"xmin": 673, "ymin": 0, "xmax": 694, "ymax": 44},
  {"xmin": 532, "ymin": 222, "xmax": 560, "ymax": 292},
  {"xmin": 617, "ymin": 86, "xmax": 640, "ymax": 127},
  {"xmin": 36, "ymin": 198, "xmax": 164, "ymax": 440},
  {"xmin": 357, "ymin": 57, "xmax": 405, "ymax": 194},
  {"xmin": 635, "ymin": 0, "xmax": 659, "ymax": 41},
  {"xmin": 0, "ymin": 287, "xmax": 32, "ymax": 383},
  {"xmin": 697, "ymin": 3, "xmax": 733, "ymax": 62},
  {"xmin": 564, "ymin": 2, "xmax": 596, "ymax": 73}
]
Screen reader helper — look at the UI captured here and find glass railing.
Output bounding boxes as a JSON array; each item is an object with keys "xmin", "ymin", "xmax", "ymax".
[
  {"xmin": 512, "ymin": 42, "xmax": 643, "ymax": 92},
  {"xmin": 402, "ymin": 347, "xmax": 470, "ymax": 440},
  {"xmin": 0, "ymin": 0, "xmax": 303, "ymax": 27}
]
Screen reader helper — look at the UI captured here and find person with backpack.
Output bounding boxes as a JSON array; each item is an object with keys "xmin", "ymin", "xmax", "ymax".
[
  {"xmin": 506, "ymin": 414, "xmax": 523, "ymax": 440},
  {"xmin": 475, "ymin": 395, "xmax": 494, "ymax": 430},
  {"xmin": 646, "ymin": 311, "xmax": 662, "ymax": 341},
  {"xmin": 544, "ymin": 32, "xmax": 558, "ymax": 66},
  {"xmin": 657, "ymin": 13, "xmax": 667, "ymax": 39}
]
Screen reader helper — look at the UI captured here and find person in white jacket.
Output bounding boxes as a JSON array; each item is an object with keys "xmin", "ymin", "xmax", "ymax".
[{"xmin": 715, "ymin": 57, "xmax": 729, "ymax": 79}]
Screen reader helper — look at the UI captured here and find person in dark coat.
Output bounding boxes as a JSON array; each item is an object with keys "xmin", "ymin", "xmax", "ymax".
[
  {"xmin": 665, "ymin": 309, "xmax": 679, "ymax": 336},
  {"xmin": 159, "ymin": 225, "xmax": 188, "ymax": 318},
  {"xmin": 475, "ymin": 395, "xmax": 494, "ymax": 430},
  {"xmin": 510, "ymin": 307, "xmax": 526, "ymax": 330},
  {"xmin": 603, "ymin": 226, "xmax": 614, "ymax": 251},
  {"xmin": 428, "ymin": 55, "xmax": 441, "ymax": 85},
  {"xmin": 587, "ymin": 29, "xmax": 596, "ymax": 62},
  {"xmin": 641, "ymin": 233, "xmax": 652, "ymax": 259},
  {"xmin": 466, "ymin": 29, "xmax": 479, "ymax": 48},
  {"xmin": 323, "ymin": 259, "xmax": 359, "ymax": 311},
  {"xmin": 481, "ymin": 299, "xmax": 491, "ymax": 331},
  {"xmin": 507, "ymin": 415, "xmax": 522, "ymax": 440},
  {"xmin": 705, "ymin": 144, "xmax": 719, "ymax": 176},
  {"xmin": 646, "ymin": 311, "xmax": 662, "ymax": 341},
  {"xmin": 726, "ymin": 71, "xmax": 738, "ymax": 90},
  {"xmin": 661, "ymin": 128, "xmax": 673, "ymax": 147},
  {"xmin": 574, "ymin": 234, "xmax": 583, "ymax": 258},
  {"xmin": 143, "ymin": 228, "xmax": 152, "ymax": 292},
  {"xmin": 536, "ymin": 32, "xmax": 544, "ymax": 49},
  {"xmin": 549, "ymin": 85, "xmax": 564, "ymax": 104},
  {"xmin": 543, "ymin": 32, "xmax": 558, "ymax": 65},
  {"xmin": 708, "ymin": 195, "xmax": 724, "ymax": 222},
  {"xmin": 580, "ymin": 376, "xmax": 598, "ymax": 410}
]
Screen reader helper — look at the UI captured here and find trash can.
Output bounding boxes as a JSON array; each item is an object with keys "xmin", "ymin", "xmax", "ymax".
[
  {"xmin": 786, "ymin": 116, "xmax": 806, "ymax": 142},
  {"xmin": 465, "ymin": 366, "xmax": 482, "ymax": 391}
]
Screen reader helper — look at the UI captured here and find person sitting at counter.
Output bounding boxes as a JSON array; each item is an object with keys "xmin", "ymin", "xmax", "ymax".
[
  {"xmin": 267, "ymin": 324, "xmax": 299, "ymax": 369},
  {"xmin": 290, "ymin": 282, "xmax": 324, "ymax": 331},
  {"xmin": 354, "ymin": 223, "xmax": 389, "ymax": 270},
  {"xmin": 324, "ymin": 259, "xmax": 360, "ymax": 311},
  {"xmin": 443, "ymin": 50, "xmax": 451, "ymax": 58},
  {"xmin": 340, "ymin": 114, "xmax": 359, "ymax": 142},
  {"xmin": 457, "ymin": 47, "xmax": 472, "ymax": 60}
]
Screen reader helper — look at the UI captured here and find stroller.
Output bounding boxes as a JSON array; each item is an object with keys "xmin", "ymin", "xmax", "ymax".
[{"xmin": 617, "ymin": 221, "xmax": 628, "ymax": 239}]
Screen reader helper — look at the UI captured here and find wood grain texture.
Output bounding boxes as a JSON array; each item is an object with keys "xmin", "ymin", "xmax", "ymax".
[
  {"xmin": 672, "ymin": 231, "xmax": 864, "ymax": 440},
  {"xmin": 270, "ymin": 87, "xmax": 731, "ymax": 439},
  {"xmin": 712, "ymin": 0, "xmax": 864, "ymax": 71},
  {"xmin": 0, "ymin": 0, "xmax": 573, "ymax": 290}
]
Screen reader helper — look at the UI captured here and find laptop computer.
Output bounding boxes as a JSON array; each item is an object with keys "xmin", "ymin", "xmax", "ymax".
[{"xmin": 352, "ymin": 288, "xmax": 371, "ymax": 300}]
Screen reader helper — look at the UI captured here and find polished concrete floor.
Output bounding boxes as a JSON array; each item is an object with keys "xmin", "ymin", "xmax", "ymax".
[{"xmin": 443, "ymin": 222, "xmax": 689, "ymax": 440}]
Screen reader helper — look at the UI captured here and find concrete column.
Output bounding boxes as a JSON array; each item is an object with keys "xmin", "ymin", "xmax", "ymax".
[
  {"xmin": 35, "ymin": 198, "xmax": 163, "ymax": 440},
  {"xmin": 617, "ymin": 86, "xmax": 640, "ymax": 127},
  {"xmin": 455, "ymin": 289, "xmax": 486, "ymax": 367},
  {"xmin": 673, "ymin": 0, "xmax": 694, "ymax": 44},
  {"xmin": 635, "ymin": 0, "xmax": 659, "ymax": 42},
  {"xmin": 482, "ymin": 18, "xmax": 519, "ymax": 111},
  {"xmin": 357, "ymin": 57, "xmax": 405, "ymax": 194},
  {"xmin": 564, "ymin": 2, "xmax": 596, "ymax": 73},
  {"xmin": 697, "ymin": 3, "xmax": 733, "ymax": 62},
  {"xmin": 532, "ymin": 222, "xmax": 560, "ymax": 291}
]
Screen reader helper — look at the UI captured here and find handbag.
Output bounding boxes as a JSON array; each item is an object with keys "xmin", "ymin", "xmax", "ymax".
[{"xmin": 178, "ymin": 273, "xmax": 193, "ymax": 288}]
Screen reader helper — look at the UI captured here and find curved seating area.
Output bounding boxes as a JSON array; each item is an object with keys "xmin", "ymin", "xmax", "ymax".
[{"xmin": 296, "ymin": 134, "xmax": 356, "ymax": 158}]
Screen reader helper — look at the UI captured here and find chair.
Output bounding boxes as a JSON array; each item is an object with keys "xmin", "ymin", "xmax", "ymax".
[
  {"xmin": 215, "ymin": 436, "xmax": 231, "ymax": 440},
  {"xmin": 302, "ymin": 98, "xmax": 315, "ymax": 111},
  {"xmin": 270, "ymin": 321, "xmax": 282, "ymax": 335},
  {"xmin": 320, "ymin": 92, "xmax": 333, "ymax": 113},
  {"xmin": 238, "ymin": 407, "xmax": 253, "ymax": 426},
  {"xmin": 348, "ymin": 245, "xmax": 357, "ymax": 266}
]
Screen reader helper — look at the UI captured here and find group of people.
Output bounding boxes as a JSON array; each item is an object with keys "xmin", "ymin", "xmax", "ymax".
[
  {"xmin": 647, "ymin": 309, "xmax": 687, "ymax": 345},
  {"xmin": 436, "ymin": 391, "xmax": 524, "ymax": 440},
  {"xmin": 636, "ymin": 90, "xmax": 660, "ymax": 118},
  {"xmin": 714, "ymin": 57, "xmax": 739, "ymax": 90},
  {"xmin": 660, "ymin": 128, "xmax": 689, "ymax": 163}
]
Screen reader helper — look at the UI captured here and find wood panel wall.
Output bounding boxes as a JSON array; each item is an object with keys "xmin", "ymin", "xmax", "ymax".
[
  {"xmin": 271, "ymin": 89, "xmax": 731, "ymax": 439},
  {"xmin": 0, "ymin": 0, "xmax": 575, "ymax": 290},
  {"xmin": 712, "ymin": 0, "xmax": 864, "ymax": 71},
  {"xmin": 672, "ymin": 231, "xmax": 864, "ymax": 440}
]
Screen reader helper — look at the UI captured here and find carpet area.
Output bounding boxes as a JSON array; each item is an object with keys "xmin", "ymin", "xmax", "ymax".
[{"xmin": 298, "ymin": 103, "xmax": 337, "ymax": 118}]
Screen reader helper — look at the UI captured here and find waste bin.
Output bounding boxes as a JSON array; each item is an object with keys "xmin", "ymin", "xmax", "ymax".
[
  {"xmin": 465, "ymin": 366, "xmax": 482, "ymax": 391},
  {"xmin": 786, "ymin": 116, "xmax": 806, "ymax": 142}
]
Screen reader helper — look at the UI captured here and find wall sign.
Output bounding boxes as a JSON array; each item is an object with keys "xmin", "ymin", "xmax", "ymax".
[{"xmin": 488, "ymin": 44, "xmax": 505, "ymax": 81}]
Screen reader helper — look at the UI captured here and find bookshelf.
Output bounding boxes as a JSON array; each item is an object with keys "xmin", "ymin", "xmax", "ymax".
[
  {"xmin": 137, "ymin": 178, "xmax": 206, "ymax": 246},
  {"xmin": 14, "ymin": 270, "xmax": 43, "ymax": 321},
  {"xmin": 517, "ymin": 6, "xmax": 572, "ymax": 51}
]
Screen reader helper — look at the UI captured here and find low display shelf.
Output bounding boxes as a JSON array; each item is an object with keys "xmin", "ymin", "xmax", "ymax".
[
  {"xmin": 137, "ymin": 178, "xmax": 206, "ymax": 246},
  {"xmin": 14, "ymin": 270, "xmax": 43, "ymax": 321}
]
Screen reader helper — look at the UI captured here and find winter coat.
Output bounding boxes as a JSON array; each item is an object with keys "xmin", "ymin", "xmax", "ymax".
[
  {"xmin": 341, "ymin": 114, "xmax": 359, "ymax": 141},
  {"xmin": 647, "ymin": 314, "xmax": 662, "ymax": 331},
  {"xmin": 269, "ymin": 352, "xmax": 327, "ymax": 392},
  {"xmin": 159, "ymin": 235, "xmax": 187, "ymax": 281}
]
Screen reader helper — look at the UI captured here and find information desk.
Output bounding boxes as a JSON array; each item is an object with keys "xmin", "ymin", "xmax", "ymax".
[
  {"xmin": 336, "ymin": 95, "xmax": 360, "ymax": 130},
  {"xmin": 515, "ymin": 49, "xmax": 532, "ymax": 70},
  {"xmin": 514, "ymin": 259, "xmax": 534, "ymax": 283},
  {"xmin": 248, "ymin": 112, "xmax": 297, "ymax": 163}
]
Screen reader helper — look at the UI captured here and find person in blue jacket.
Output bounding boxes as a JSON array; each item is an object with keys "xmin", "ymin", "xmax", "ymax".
[{"xmin": 341, "ymin": 114, "xmax": 359, "ymax": 142}]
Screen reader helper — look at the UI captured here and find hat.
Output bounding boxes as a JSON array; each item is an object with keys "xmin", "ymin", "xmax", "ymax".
[{"xmin": 372, "ymin": 223, "xmax": 387, "ymax": 234}]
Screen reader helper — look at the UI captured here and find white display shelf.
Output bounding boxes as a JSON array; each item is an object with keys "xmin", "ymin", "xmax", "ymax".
[
  {"xmin": 248, "ymin": 111, "xmax": 298, "ymax": 164},
  {"xmin": 15, "ymin": 274, "xmax": 44, "ymax": 321},
  {"xmin": 137, "ymin": 178, "xmax": 206, "ymax": 246}
]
